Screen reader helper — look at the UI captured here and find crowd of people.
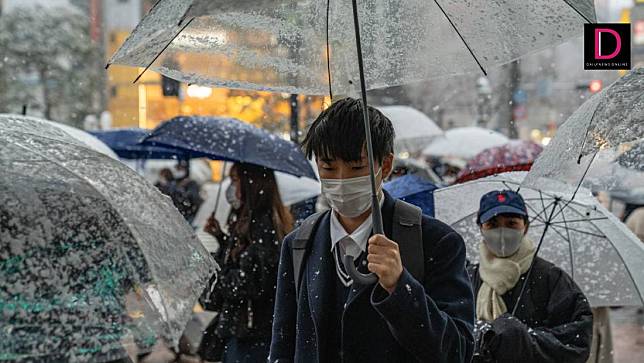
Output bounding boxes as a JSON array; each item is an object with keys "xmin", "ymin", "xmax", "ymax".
[{"xmin": 137, "ymin": 97, "xmax": 627, "ymax": 363}]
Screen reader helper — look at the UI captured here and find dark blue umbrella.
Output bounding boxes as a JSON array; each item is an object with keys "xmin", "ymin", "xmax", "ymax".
[
  {"xmin": 142, "ymin": 116, "xmax": 316, "ymax": 179},
  {"xmin": 384, "ymin": 174, "xmax": 438, "ymax": 217},
  {"xmin": 90, "ymin": 128, "xmax": 193, "ymax": 160}
]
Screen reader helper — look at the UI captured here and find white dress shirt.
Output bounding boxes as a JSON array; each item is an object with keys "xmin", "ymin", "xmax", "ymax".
[{"xmin": 329, "ymin": 195, "xmax": 384, "ymax": 286}]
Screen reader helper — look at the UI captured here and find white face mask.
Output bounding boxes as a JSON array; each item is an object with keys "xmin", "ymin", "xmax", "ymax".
[
  {"xmin": 481, "ymin": 227, "xmax": 525, "ymax": 258},
  {"xmin": 321, "ymin": 169, "xmax": 381, "ymax": 218},
  {"xmin": 225, "ymin": 183, "xmax": 241, "ymax": 210}
]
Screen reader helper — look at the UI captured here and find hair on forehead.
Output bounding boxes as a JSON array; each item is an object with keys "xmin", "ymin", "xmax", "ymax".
[{"xmin": 302, "ymin": 97, "xmax": 395, "ymax": 163}]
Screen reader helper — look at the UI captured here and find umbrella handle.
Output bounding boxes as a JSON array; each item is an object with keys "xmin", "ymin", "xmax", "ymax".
[{"xmin": 344, "ymin": 254, "xmax": 378, "ymax": 286}]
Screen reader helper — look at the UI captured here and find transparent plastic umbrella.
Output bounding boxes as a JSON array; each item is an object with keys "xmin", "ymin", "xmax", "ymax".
[
  {"xmin": 434, "ymin": 172, "xmax": 644, "ymax": 308},
  {"xmin": 108, "ymin": 0, "xmax": 595, "ymax": 96},
  {"xmin": 523, "ymin": 68, "xmax": 644, "ymax": 197},
  {"xmin": 109, "ymin": 0, "xmax": 595, "ymax": 285},
  {"xmin": 0, "ymin": 115, "xmax": 217, "ymax": 362}
]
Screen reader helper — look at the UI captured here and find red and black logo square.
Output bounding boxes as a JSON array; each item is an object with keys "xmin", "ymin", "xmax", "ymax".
[{"xmin": 584, "ymin": 23, "xmax": 631, "ymax": 70}]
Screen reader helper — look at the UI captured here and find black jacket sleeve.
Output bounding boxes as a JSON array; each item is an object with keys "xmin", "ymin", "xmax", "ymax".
[
  {"xmin": 370, "ymin": 223, "xmax": 476, "ymax": 363},
  {"xmin": 487, "ymin": 266, "xmax": 593, "ymax": 363}
]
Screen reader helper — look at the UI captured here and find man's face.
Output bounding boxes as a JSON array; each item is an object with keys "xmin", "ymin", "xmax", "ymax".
[
  {"xmin": 481, "ymin": 214, "xmax": 528, "ymax": 234},
  {"xmin": 316, "ymin": 150, "xmax": 393, "ymax": 181}
]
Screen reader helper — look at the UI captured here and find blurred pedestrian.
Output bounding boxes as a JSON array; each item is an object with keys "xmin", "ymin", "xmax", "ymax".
[
  {"xmin": 155, "ymin": 168, "xmax": 176, "ymax": 196},
  {"xmin": 172, "ymin": 160, "xmax": 203, "ymax": 223},
  {"xmin": 201, "ymin": 162, "xmax": 293, "ymax": 363},
  {"xmin": 270, "ymin": 97, "xmax": 475, "ymax": 363},
  {"xmin": 626, "ymin": 207, "xmax": 644, "ymax": 242},
  {"xmin": 468, "ymin": 190, "xmax": 593, "ymax": 363}
]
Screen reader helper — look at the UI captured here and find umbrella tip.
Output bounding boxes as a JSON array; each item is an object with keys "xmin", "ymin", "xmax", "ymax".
[
  {"xmin": 105, "ymin": 63, "xmax": 111, "ymax": 70},
  {"xmin": 576, "ymin": 154, "xmax": 583, "ymax": 165}
]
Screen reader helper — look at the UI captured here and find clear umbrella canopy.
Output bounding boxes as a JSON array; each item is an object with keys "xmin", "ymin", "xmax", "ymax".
[
  {"xmin": 434, "ymin": 172, "xmax": 644, "ymax": 307},
  {"xmin": 523, "ymin": 68, "xmax": 644, "ymax": 196},
  {"xmin": 109, "ymin": 0, "xmax": 595, "ymax": 95},
  {"xmin": 0, "ymin": 115, "xmax": 216, "ymax": 362}
]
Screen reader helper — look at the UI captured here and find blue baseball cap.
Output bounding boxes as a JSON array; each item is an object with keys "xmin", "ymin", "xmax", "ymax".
[{"xmin": 477, "ymin": 190, "xmax": 528, "ymax": 224}]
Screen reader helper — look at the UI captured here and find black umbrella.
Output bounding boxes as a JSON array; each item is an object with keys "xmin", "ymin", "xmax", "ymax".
[{"xmin": 141, "ymin": 116, "xmax": 317, "ymax": 179}]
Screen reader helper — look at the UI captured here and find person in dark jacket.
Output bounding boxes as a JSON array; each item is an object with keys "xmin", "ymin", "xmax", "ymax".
[
  {"xmin": 269, "ymin": 97, "xmax": 475, "ymax": 363},
  {"xmin": 468, "ymin": 190, "xmax": 593, "ymax": 363},
  {"xmin": 202, "ymin": 162, "xmax": 294, "ymax": 363}
]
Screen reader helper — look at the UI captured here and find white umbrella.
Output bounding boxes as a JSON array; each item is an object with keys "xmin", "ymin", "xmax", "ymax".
[
  {"xmin": 46, "ymin": 120, "xmax": 119, "ymax": 159},
  {"xmin": 422, "ymin": 127, "xmax": 509, "ymax": 159},
  {"xmin": 434, "ymin": 172, "xmax": 644, "ymax": 307},
  {"xmin": 377, "ymin": 106, "xmax": 442, "ymax": 156}
]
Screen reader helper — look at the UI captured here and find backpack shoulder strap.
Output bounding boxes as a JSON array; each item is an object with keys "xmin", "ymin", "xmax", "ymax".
[
  {"xmin": 291, "ymin": 211, "xmax": 326, "ymax": 298},
  {"xmin": 392, "ymin": 200, "xmax": 424, "ymax": 283}
]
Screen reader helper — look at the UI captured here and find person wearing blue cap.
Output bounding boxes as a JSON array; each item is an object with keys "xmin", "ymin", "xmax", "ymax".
[{"xmin": 468, "ymin": 190, "xmax": 593, "ymax": 363}]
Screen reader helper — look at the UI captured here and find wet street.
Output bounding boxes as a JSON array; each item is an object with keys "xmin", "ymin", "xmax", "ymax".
[{"xmin": 611, "ymin": 307, "xmax": 644, "ymax": 363}]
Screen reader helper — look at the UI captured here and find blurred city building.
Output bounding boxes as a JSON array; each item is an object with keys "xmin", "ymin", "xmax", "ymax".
[{"xmin": 98, "ymin": 0, "xmax": 326, "ymax": 134}]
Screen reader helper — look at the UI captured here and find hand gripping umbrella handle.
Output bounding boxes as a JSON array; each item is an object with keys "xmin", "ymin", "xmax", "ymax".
[{"xmin": 344, "ymin": 194, "xmax": 381, "ymax": 286}]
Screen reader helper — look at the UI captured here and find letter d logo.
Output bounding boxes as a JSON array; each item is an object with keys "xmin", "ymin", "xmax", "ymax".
[{"xmin": 595, "ymin": 28, "xmax": 622, "ymax": 60}]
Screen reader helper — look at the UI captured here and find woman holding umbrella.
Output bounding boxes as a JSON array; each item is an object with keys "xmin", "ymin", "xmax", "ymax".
[
  {"xmin": 201, "ymin": 162, "xmax": 293, "ymax": 363},
  {"xmin": 468, "ymin": 190, "xmax": 593, "ymax": 363}
]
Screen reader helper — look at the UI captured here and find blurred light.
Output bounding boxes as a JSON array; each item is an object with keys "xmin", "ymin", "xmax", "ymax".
[
  {"xmin": 398, "ymin": 151, "xmax": 410, "ymax": 159},
  {"xmin": 541, "ymin": 137, "xmax": 552, "ymax": 146},
  {"xmin": 281, "ymin": 132, "xmax": 290, "ymax": 140},
  {"xmin": 589, "ymin": 80, "xmax": 602, "ymax": 93},
  {"xmin": 530, "ymin": 129, "xmax": 542, "ymax": 139},
  {"xmin": 138, "ymin": 84, "xmax": 147, "ymax": 129},
  {"xmin": 187, "ymin": 85, "xmax": 212, "ymax": 99}
]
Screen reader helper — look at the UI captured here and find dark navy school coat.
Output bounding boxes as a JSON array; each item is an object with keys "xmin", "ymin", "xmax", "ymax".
[{"xmin": 269, "ymin": 192, "xmax": 475, "ymax": 362}]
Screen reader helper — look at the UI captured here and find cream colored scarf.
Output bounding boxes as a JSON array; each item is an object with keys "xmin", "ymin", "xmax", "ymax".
[{"xmin": 476, "ymin": 237, "xmax": 535, "ymax": 322}]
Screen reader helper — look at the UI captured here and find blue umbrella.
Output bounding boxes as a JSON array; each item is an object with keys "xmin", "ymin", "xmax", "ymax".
[
  {"xmin": 91, "ymin": 128, "xmax": 193, "ymax": 160},
  {"xmin": 142, "ymin": 116, "xmax": 316, "ymax": 179},
  {"xmin": 384, "ymin": 174, "xmax": 438, "ymax": 217}
]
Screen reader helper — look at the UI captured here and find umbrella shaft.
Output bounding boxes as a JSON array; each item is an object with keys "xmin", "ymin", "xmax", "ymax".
[
  {"xmin": 352, "ymin": 0, "xmax": 383, "ymax": 235},
  {"xmin": 511, "ymin": 199, "xmax": 559, "ymax": 315}
]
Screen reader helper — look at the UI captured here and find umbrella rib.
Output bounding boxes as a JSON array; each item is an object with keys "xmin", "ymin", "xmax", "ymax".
[
  {"xmin": 561, "ymin": 202, "xmax": 606, "ymax": 236},
  {"xmin": 529, "ymin": 196, "xmax": 556, "ymax": 224},
  {"xmin": 325, "ymin": 0, "xmax": 333, "ymax": 99},
  {"xmin": 526, "ymin": 203, "xmax": 549, "ymax": 224},
  {"xmin": 557, "ymin": 202, "xmax": 575, "ymax": 279},
  {"xmin": 178, "ymin": 3, "xmax": 193, "ymax": 26},
  {"xmin": 432, "ymin": 0, "xmax": 487, "ymax": 76},
  {"xmin": 554, "ymin": 225, "xmax": 605, "ymax": 239},
  {"xmin": 549, "ymin": 216, "xmax": 608, "ymax": 224},
  {"xmin": 561, "ymin": 0, "xmax": 595, "ymax": 23},
  {"xmin": 132, "ymin": 17, "xmax": 195, "ymax": 84},
  {"xmin": 572, "ymin": 150, "xmax": 599, "ymax": 200}
]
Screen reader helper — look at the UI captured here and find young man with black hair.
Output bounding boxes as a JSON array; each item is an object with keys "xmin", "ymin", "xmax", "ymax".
[{"xmin": 269, "ymin": 97, "xmax": 475, "ymax": 362}]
